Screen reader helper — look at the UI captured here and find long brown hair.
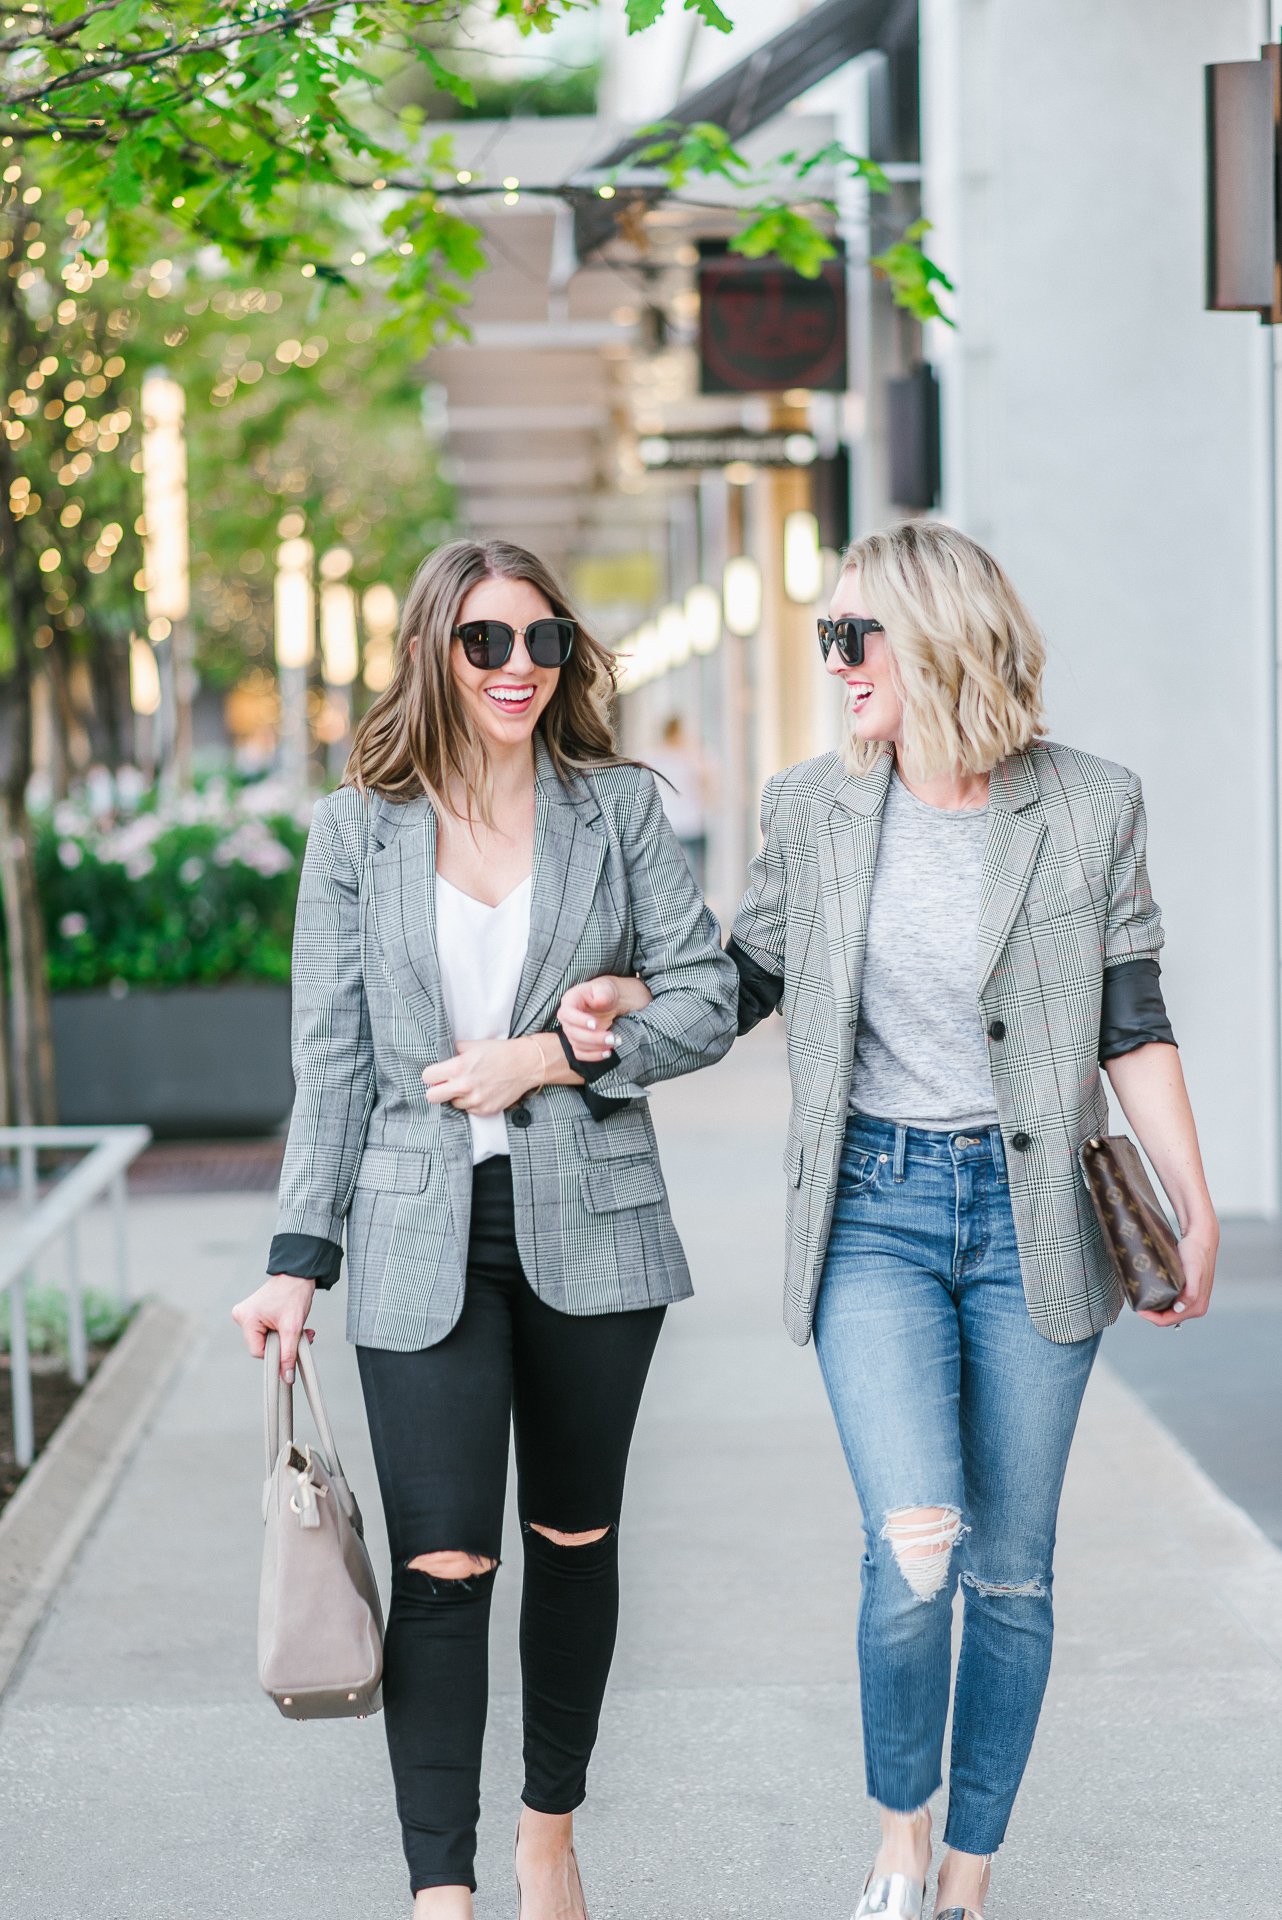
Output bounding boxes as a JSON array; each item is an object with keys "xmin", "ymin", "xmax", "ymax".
[{"xmin": 344, "ymin": 540, "xmax": 624, "ymax": 817}]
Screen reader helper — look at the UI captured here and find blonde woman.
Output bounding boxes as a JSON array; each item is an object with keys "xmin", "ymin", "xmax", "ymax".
[
  {"xmin": 724, "ymin": 523, "xmax": 1216, "ymax": 1919},
  {"xmin": 232, "ymin": 540, "xmax": 736, "ymax": 1919}
]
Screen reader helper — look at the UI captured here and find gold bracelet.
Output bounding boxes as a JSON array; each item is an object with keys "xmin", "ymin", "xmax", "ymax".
[{"xmin": 530, "ymin": 1035, "xmax": 551, "ymax": 1098}]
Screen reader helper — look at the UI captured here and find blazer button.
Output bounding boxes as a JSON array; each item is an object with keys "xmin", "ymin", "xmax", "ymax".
[
  {"xmin": 1010, "ymin": 1130, "xmax": 1032, "ymax": 1152},
  {"xmin": 511, "ymin": 1106, "xmax": 532, "ymax": 1129},
  {"xmin": 988, "ymin": 1019, "xmax": 1006, "ymax": 1041}
]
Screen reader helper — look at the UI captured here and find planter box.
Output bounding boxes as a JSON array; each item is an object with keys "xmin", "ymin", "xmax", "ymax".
[{"xmin": 52, "ymin": 984, "xmax": 294, "ymax": 1138}]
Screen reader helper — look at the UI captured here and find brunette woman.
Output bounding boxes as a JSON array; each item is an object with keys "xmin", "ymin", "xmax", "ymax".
[{"xmin": 232, "ymin": 540, "xmax": 737, "ymax": 1919}]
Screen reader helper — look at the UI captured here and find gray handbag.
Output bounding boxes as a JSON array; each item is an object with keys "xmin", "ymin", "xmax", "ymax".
[{"xmin": 258, "ymin": 1331, "xmax": 384, "ymax": 1720}]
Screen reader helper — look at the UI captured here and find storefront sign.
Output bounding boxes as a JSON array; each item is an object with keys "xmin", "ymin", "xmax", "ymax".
[
  {"xmin": 637, "ymin": 431, "xmax": 817, "ymax": 469},
  {"xmin": 699, "ymin": 248, "xmax": 847, "ymax": 394}
]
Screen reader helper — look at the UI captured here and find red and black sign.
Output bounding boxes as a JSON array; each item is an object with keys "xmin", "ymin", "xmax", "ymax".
[{"xmin": 698, "ymin": 243, "xmax": 847, "ymax": 395}]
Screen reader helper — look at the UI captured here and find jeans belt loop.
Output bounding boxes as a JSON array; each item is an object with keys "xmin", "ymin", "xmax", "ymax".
[
  {"xmin": 989, "ymin": 1125, "xmax": 1007, "ymax": 1182},
  {"xmin": 893, "ymin": 1123, "xmax": 908, "ymax": 1183}
]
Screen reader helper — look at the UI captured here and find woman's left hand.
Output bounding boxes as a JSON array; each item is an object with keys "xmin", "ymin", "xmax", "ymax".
[
  {"xmin": 423, "ymin": 1037, "xmax": 545, "ymax": 1115},
  {"xmin": 1138, "ymin": 1220, "xmax": 1217, "ymax": 1328},
  {"xmin": 557, "ymin": 974, "xmax": 654, "ymax": 1061}
]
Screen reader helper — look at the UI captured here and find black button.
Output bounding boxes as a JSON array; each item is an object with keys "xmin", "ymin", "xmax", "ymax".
[
  {"xmin": 511, "ymin": 1106, "xmax": 532, "ymax": 1130},
  {"xmin": 1010, "ymin": 1130, "xmax": 1032, "ymax": 1152},
  {"xmin": 988, "ymin": 1019, "xmax": 1006, "ymax": 1041}
]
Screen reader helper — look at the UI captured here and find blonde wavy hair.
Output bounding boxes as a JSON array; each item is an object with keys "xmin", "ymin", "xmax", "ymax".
[
  {"xmin": 839, "ymin": 522, "xmax": 1047, "ymax": 779},
  {"xmin": 345, "ymin": 539, "xmax": 625, "ymax": 819}
]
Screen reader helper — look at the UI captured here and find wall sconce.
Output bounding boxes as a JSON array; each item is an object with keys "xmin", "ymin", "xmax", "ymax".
[
  {"xmin": 723, "ymin": 556, "xmax": 762, "ymax": 637},
  {"xmin": 685, "ymin": 583, "xmax": 722, "ymax": 655},
  {"xmin": 657, "ymin": 603, "xmax": 691, "ymax": 672},
  {"xmin": 783, "ymin": 510, "xmax": 823, "ymax": 604}
]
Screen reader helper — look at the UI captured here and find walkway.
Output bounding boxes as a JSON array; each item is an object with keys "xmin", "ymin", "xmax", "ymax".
[{"xmin": 1, "ymin": 1023, "xmax": 1278, "ymax": 1917}]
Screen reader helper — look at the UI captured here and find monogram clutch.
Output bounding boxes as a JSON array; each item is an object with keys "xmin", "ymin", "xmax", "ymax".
[{"xmin": 1077, "ymin": 1134, "xmax": 1184, "ymax": 1314}]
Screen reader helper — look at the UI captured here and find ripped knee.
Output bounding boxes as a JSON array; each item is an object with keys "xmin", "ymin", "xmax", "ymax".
[
  {"xmin": 881, "ymin": 1506, "xmax": 965, "ymax": 1602},
  {"xmin": 962, "ymin": 1570, "xmax": 1048, "ymax": 1600},
  {"xmin": 526, "ymin": 1523, "xmax": 612, "ymax": 1548},
  {"xmin": 407, "ymin": 1550, "xmax": 497, "ymax": 1580}
]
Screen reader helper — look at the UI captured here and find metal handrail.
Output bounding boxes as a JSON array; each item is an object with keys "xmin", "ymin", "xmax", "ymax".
[{"xmin": 3, "ymin": 1125, "xmax": 152, "ymax": 1472}]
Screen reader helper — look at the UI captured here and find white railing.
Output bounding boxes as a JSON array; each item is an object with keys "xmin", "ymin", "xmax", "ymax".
[{"xmin": 3, "ymin": 1126, "xmax": 152, "ymax": 1471}]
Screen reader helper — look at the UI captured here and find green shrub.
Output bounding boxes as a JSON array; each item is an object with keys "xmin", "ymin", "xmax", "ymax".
[
  {"xmin": 36, "ymin": 773, "xmax": 312, "ymax": 994},
  {"xmin": 0, "ymin": 1283, "xmax": 135, "ymax": 1359}
]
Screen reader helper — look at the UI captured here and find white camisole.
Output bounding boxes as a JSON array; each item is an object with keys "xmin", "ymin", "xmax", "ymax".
[{"xmin": 434, "ymin": 872, "xmax": 533, "ymax": 1165}]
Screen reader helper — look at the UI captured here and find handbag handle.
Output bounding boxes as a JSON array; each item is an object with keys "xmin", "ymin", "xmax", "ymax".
[{"xmin": 262, "ymin": 1331, "xmax": 361, "ymax": 1528}]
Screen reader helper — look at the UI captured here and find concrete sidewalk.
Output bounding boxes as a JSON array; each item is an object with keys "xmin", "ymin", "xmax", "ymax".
[{"xmin": 0, "ymin": 1023, "xmax": 1278, "ymax": 1918}]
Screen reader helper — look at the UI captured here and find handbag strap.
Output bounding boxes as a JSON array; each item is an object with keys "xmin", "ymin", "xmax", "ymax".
[
  {"xmin": 262, "ymin": 1329, "xmax": 362, "ymax": 1528},
  {"xmin": 262, "ymin": 1331, "xmax": 295, "ymax": 1478},
  {"xmin": 294, "ymin": 1333, "xmax": 347, "ymax": 1483}
]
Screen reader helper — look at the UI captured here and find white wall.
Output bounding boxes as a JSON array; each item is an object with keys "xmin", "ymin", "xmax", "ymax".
[{"xmin": 921, "ymin": 0, "xmax": 1280, "ymax": 1216}]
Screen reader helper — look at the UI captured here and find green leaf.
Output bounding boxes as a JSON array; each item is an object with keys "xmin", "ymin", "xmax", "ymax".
[
  {"xmin": 685, "ymin": 0, "xmax": 733, "ymax": 30},
  {"xmin": 414, "ymin": 45, "xmax": 477, "ymax": 109},
  {"xmin": 626, "ymin": 0, "xmax": 667, "ymax": 32},
  {"xmin": 870, "ymin": 218, "xmax": 955, "ymax": 325},
  {"xmin": 731, "ymin": 205, "xmax": 836, "ymax": 277}
]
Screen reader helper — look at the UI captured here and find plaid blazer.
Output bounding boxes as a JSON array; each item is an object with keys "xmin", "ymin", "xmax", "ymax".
[
  {"xmin": 274, "ymin": 744, "xmax": 738, "ymax": 1351},
  {"xmin": 731, "ymin": 741, "xmax": 1165, "ymax": 1347}
]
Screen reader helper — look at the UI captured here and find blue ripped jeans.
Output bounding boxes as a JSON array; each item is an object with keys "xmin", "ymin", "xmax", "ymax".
[{"xmin": 814, "ymin": 1113, "xmax": 1100, "ymax": 1855}]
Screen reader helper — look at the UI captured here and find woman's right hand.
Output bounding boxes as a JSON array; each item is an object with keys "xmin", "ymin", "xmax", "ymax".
[{"xmin": 232, "ymin": 1274, "xmax": 317, "ymax": 1382}]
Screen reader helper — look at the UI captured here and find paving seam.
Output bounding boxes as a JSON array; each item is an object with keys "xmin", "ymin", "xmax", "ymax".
[{"xmin": 0, "ymin": 1298, "xmax": 193, "ymax": 1701}]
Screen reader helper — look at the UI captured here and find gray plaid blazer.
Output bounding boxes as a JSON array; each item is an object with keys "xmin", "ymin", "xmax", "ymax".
[
  {"xmin": 731, "ymin": 741, "xmax": 1166, "ymax": 1347},
  {"xmin": 274, "ymin": 745, "xmax": 737, "ymax": 1350}
]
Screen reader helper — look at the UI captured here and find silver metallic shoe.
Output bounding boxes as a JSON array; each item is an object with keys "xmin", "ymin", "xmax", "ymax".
[
  {"xmin": 852, "ymin": 1872, "xmax": 925, "ymax": 1920},
  {"xmin": 934, "ymin": 1910, "xmax": 983, "ymax": 1920}
]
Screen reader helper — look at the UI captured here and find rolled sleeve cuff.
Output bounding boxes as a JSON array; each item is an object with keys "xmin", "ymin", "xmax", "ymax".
[
  {"xmin": 555, "ymin": 1025, "xmax": 633, "ymax": 1119},
  {"xmin": 267, "ymin": 1233, "xmax": 344, "ymax": 1289},
  {"xmin": 1099, "ymin": 956, "xmax": 1176, "ymax": 1062},
  {"xmin": 726, "ymin": 936, "xmax": 785, "ymax": 1034}
]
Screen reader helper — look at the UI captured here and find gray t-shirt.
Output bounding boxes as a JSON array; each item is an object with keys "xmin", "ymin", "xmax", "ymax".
[{"xmin": 849, "ymin": 772, "xmax": 999, "ymax": 1132}]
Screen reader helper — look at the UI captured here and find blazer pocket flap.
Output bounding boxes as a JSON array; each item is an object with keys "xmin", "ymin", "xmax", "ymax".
[
  {"xmin": 353, "ymin": 1149, "xmax": 431, "ymax": 1195},
  {"xmin": 579, "ymin": 1159, "xmax": 664, "ymax": 1213},
  {"xmin": 574, "ymin": 1108, "xmax": 656, "ymax": 1160},
  {"xmin": 783, "ymin": 1129, "xmax": 804, "ymax": 1188},
  {"xmin": 1021, "ymin": 868, "xmax": 1106, "ymax": 924}
]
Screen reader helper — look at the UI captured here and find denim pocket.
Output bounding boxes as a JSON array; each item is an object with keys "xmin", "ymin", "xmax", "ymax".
[{"xmin": 840, "ymin": 1146, "xmax": 879, "ymax": 1194}]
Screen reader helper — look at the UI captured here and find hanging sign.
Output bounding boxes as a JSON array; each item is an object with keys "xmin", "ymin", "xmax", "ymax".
[{"xmin": 698, "ymin": 244, "xmax": 847, "ymax": 394}]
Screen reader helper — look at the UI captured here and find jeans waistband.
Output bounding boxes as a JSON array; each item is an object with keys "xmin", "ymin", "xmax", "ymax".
[{"xmin": 846, "ymin": 1110, "xmax": 1007, "ymax": 1180}]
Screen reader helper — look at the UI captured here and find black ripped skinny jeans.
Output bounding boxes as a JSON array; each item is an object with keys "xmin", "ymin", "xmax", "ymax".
[{"xmin": 357, "ymin": 1156, "xmax": 665, "ymax": 1895}]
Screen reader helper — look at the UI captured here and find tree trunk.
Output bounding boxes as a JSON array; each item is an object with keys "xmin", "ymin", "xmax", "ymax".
[{"xmin": 0, "ymin": 789, "xmax": 55, "ymax": 1124}]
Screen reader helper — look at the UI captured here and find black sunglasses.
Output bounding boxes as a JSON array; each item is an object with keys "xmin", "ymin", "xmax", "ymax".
[
  {"xmin": 452, "ymin": 619, "xmax": 575, "ymax": 671},
  {"xmin": 817, "ymin": 616, "xmax": 884, "ymax": 665}
]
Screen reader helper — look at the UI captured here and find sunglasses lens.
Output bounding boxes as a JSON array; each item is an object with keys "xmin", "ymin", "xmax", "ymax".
[
  {"xmin": 526, "ymin": 620, "xmax": 574, "ymax": 668},
  {"xmin": 458, "ymin": 622, "xmax": 513, "ymax": 668}
]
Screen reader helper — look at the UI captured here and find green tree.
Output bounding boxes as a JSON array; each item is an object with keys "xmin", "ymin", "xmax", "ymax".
[{"xmin": 0, "ymin": 0, "xmax": 942, "ymax": 1123}]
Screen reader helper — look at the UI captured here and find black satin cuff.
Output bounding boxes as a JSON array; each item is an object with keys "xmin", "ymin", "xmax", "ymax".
[
  {"xmin": 1099, "ymin": 957, "xmax": 1176, "ymax": 1061},
  {"xmin": 727, "ymin": 936, "xmax": 785, "ymax": 1034},
  {"xmin": 554, "ymin": 1025, "xmax": 631, "ymax": 1120},
  {"xmin": 267, "ymin": 1233, "xmax": 344, "ymax": 1290}
]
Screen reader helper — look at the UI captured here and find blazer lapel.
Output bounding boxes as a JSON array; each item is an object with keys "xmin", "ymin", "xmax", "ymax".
[
  {"xmin": 366, "ymin": 794, "xmax": 452, "ymax": 1057},
  {"xmin": 816, "ymin": 753, "xmax": 893, "ymax": 1021},
  {"xmin": 977, "ymin": 751, "xmax": 1045, "ymax": 994},
  {"xmin": 510, "ymin": 746, "xmax": 607, "ymax": 1036}
]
